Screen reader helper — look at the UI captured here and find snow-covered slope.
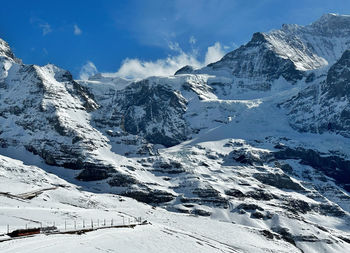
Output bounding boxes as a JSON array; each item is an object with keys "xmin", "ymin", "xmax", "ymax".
[
  {"xmin": 0, "ymin": 153, "xmax": 307, "ymax": 253},
  {"xmin": 1, "ymin": 13, "xmax": 350, "ymax": 252},
  {"xmin": 1, "ymin": 153, "xmax": 350, "ymax": 252}
]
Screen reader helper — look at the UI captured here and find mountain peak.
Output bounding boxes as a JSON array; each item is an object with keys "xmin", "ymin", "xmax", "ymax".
[
  {"xmin": 315, "ymin": 13, "xmax": 348, "ymax": 22},
  {"xmin": 310, "ymin": 13, "xmax": 350, "ymax": 34},
  {"xmin": 0, "ymin": 38, "xmax": 17, "ymax": 61}
]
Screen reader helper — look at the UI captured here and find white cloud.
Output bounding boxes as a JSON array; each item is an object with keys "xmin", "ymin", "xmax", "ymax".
[
  {"xmin": 189, "ymin": 36, "xmax": 197, "ymax": 45},
  {"xmin": 39, "ymin": 23, "xmax": 52, "ymax": 35},
  {"xmin": 204, "ymin": 42, "xmax": 225, "ymax": 65},
  {"xmin": 74, "ymin": 24, "xmax": 82, "ymax": 35},
  {"xmin": 112, "ymin": 42, "xmax": 226, "ymax": 80},
  {"xmin": 79, "ymin": 61, "xmax": 98, "ymax": 80},
  {"xmin": 168, "ymin": 41, "xmax": 182, "ymax": 52},
  {"xmin": 114, "ymin": 52, "xmax": 201, "ymax": 80},
  {"xmin": 30, "ymin": 17, "xmax": 52, "ymax": 36},
  {"xmin": 80, "ymin": 42, "xmax": 229, "ymax": 81}
]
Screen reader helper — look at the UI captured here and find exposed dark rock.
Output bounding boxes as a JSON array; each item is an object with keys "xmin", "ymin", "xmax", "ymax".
[
  {"xmin": 253, "ymin": 172, "xmax": 304, "ymax": 191},
  {"xmin": 250, "ymin": 211, "xmax": 265, "ymax": 219},
  {"xmin": 179, "ymin": 197, "xmax": 201, "ymax": 203},
  {"xmin": 272, "ymin": 226, "xmax": 296, "ymax": 245},
  {"xmin": 61, "ymin": 161, "xmax": 84, "ymax": 170},
  {"xmin": 193, "ymin": 187, "xmax": 220, "ymax": 198},
  {"xmin": 284, "ymin": 199, "xmax": 312, "ymax": 214},
  {"xmin": 275, "ymin": 161, "xmax": 294, "ymax": 174},
  {"xmin": 108, "ymin": 173, "xmax": 139, "ymax": 187},
  {"xmin": 305, "ymin": 72, "xmax": 316, "ymax": 83},
  {"xmin": 234, "ymin": 154, "xmax": 263, "ymax": 166},
  {"xmin": 274, "ymin": 143, "xmax": 286, "ymax": 149},
  {"xmin": 338, "ymin": 236, "xmax": 350, "ymax": 244},
  {"xmin": 76, "ymin": 166, "xmax": 111, "ymax": 181},
  {"xmin": 236, "ymin": 203, "xmax": 264, "ymax": 211},
  {"xmin": 153, "ymin": 160, "xmax": 185, "ymax": 174},
  {"xmin": 122, "ymin": 189, "xmax": 175, "ymax": 204},
  {"xmin": 274, "ymin": 147, "xmax": 350, "ymax": 191},
  {"xmin": 226, "ymin": 148, "xmax": 274, "ymax": 167},
  {"xmin": 192, "ymin": 187, "xmax": 228, "ymax": 207},
  {"xmin": 326, "ymin": 50, "xmax": 350, "ymax": 99},
  {"xmin": 192, "ymin": 209, "xmax": 211, "ymax": 216},
  {"xmin": 246, "ymin": 189, "xmax": 277, "ymax": 201},
  {"xmin": 225, "ymin": 188, "xmax": 245, "ymax": 198},
  {"xmin": 174, "ymin": 65, "xmax": 195, "ymax": 75},
  {"xmin": 317, "ymin": 203, "xmax": 346, "ymax": 217},
  {"xmin": 260, "ymin": 230, "xmax": 277, "ymax": 240},
  {"xmin": 179, "ymin": 191, "xmax": 228, "ymax": 208},
  {"xmin": 250, "ymin": 211, "xmax": 272, "ymax": 220},
  {"xmin": 71, "ymin": 80, "xmax": 99, "ymax": 112},
  {"xmin": 47, "ymin": 116, "xmax": 68, "ymax": 136},
  {"xmin": 294, "ymin": 235, "xmax": 319, "ymax": 242}
]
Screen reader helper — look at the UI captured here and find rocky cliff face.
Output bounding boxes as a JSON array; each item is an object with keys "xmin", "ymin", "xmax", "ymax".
[
  {"xmin": 0, "ymin": 46, "xmax": 115, "ymax": 178},
  {"xmin": 284, "ymin": 49, "xmax": 350, "ymax": 137},
  {"xmin": 102, "ymin": 79, "xmax": 190, "ymax": 147},
  {"xmin": 206, "ymin": 32, "xmax": 305, "ymax": 82}
]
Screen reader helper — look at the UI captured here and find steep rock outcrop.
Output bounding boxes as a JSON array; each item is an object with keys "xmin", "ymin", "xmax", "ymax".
[{"xmin": 284, "ymin": 50, "xmax": 350, "ymax": 137}]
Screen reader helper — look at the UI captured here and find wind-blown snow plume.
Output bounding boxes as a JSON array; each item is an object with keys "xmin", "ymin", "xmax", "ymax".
[
  {"xmin": 79, "ymin": 61, "xmax": 98, "ymax": 80},
  {"xmin": 83, "ymin": 42, "xmax": 228, "ymax": 80},
  {"xmin": 114, "ymin": 52, "xmax": 201, "ymax": 80},
  {"xmin": 204, "ymin": 42, "xmax": 225, "ymax": 65}
]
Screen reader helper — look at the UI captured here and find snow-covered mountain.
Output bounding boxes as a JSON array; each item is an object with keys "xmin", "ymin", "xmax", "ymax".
[{"xmin": 1, "ymin": 14, "xmax": 350, "ymax": 252}]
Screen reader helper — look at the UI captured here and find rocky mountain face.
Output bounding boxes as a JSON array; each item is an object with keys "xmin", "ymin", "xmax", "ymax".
[
  {"xmin": 182, "ymin": 13, "xmax": 350, "ymax": 98},
  {"xmin": 284, "ymin": 49, "xmax": 350, "ymax": 138},
  {"xmin": 98, "ymin": 78, "xmax": 190, "ymax": 147},
  {"xmin": 0, "ymin": 46, "xmax": 119, "ymax": 182},
  {"xmin": 206, "ymin": 32, "xmax": 305, "ymax": 83},
  {"xmin": 1, "ymin": 14, "xmax": 350, "ymax": 252}
]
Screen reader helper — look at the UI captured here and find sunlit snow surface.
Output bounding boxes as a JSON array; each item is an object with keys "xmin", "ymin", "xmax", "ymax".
[{"xmin": 0, "ymin": 154, "xmax": 303, "ymax": 253}]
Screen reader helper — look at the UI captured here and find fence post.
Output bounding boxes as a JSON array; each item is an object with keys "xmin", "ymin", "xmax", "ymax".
[
  {"xmin": 7, "ymin": 224, "xmax": 9, "ymax": 234},
  {"xmin": 83, "ymin": 219, "xmax": 85, "ymax": 228},
  {"xmin": 74, "ymin": 220, "xmax": 76, "ymax": 230},
  {"xmin": 111, "ymin": 219, "xmax": 113, "ymax": 226},
  {"xmin": 91, "ymin": 219, "xmax": 93, "ymax": 229},
  {"xmin": 25, "ymin": 224, "xmax": 27, "ymax": 229},
  {"xmin": 104, "ymin": 219, "xmax": 106, "ymax": 226}
]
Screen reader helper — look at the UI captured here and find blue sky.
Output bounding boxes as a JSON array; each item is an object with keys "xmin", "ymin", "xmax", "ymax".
[{"xmin": 1, "ymin": 0, "xmax": 350, "ymax": 79}]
